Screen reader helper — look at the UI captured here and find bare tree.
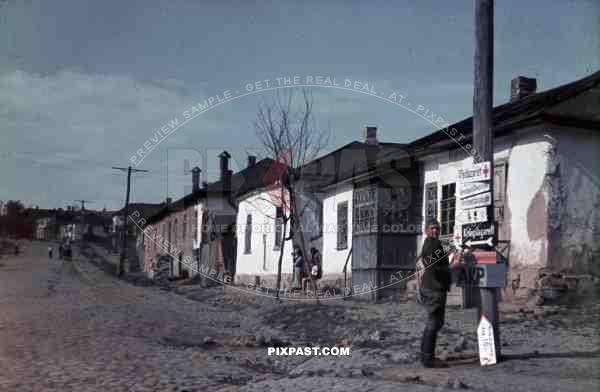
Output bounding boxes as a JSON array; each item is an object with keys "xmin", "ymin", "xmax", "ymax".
[{"xmin": 254, "ymin": 88, "xmax": 329, "ymax": 300}]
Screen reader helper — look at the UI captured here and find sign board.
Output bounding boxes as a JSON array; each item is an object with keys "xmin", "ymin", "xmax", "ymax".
[
  {"xmin": 454, "ymin": 263, "xmax": 506, "ymax": 288},
  {"xmin": 462, "ymin": 221, "xmax": 497, "ymax": 248},
  {"xmin": 458, "ymin": 161, "xmax": 491, "ymax": 183},
  {"xmin": 472, "ymin": 250, "xmax": 497, "ymax": 264},
  {"xmin": 459, "ymin": 181, "xmax": 490, "ymax": 199},
  {"xmin": 460, "ymin": 206, "xmax": 488, "ymax": 224},
  {"xmin": 478, "ymin": 315, "xmax": 497, "ymax": 366},
  {"xmin": 461, "ymin": 192, "xmax": 492, "ymax": 209}
]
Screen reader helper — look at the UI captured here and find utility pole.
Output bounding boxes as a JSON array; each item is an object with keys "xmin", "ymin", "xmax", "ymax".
[
  {"xmin": 473, "ymin": 0, "xmax": 500, "ymax": 362},
  {"xmin": 112, "ymin": 166, "xmax": 149, "ymax": 275}
]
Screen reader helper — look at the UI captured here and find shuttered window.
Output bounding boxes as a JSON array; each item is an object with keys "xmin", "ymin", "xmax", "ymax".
[
  {"xmin": 274, "ymin": 207, "xmax": 283, "ymax": 249},
  {"xmin": 425, "ymin": 182, "xmax": 438, "ymax": 224},
  {"xmin": 440, "ymin": 183, "xmax": 456, "ymax": 236},
  {"xmin": 244, "ymin": 214, "xmax": 252, "ymax": 254},
  {"xmin": 494, "ymin": 161, "xmax": 508, "ymax": 222},
  {"xmin": 337, "ymin": 202, "xmax": 348, "ymax": 249}
]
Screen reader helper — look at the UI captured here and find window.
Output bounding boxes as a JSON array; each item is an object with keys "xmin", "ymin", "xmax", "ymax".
[
  {"xmin": 244, "ymin": 214, "xmax": 252, "ymax": 254},
  {"xmin": 494, "ymin": 161, "xmax": 508, "ymax": 222},
  {"xmin": 183, "ymin": 213, "xmax": 187, "ymax": 240},
  {"xmin": 337, "ymin": 201, "xmax": 348, "ymax": 249},
  {"xmin": 274, "ymin": 207, "xmax": 283, "ymax": 249},
  {"xmin": 440, "ymin": 183, "xmax": 456, "ymax": 236},
  {"xmin": 425, "ymin": 182, "xmax": 438, "ymax": 224},
  {"xmin": 167, "ymin": 221, "xmax": 172, "ymax": 252},
  {"xmin": 173, "ymin": 219, "xmax": 178, "ymax": 243},
  {"xmin": 353, "ymin": 185, "xmax": 377, "ymax": 234},
  {"xmin": 192, "ymin": 209, "xmax": 198, "ymax": 241}
]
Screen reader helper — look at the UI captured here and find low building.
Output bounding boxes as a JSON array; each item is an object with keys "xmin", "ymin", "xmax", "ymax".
[
  {"xmin": 232, "ymin": 71, "xmax": 600, "ymax": 303},
  {"xmin": 410, "ymin": 72, "xmax": 600, "ymax": 302}
]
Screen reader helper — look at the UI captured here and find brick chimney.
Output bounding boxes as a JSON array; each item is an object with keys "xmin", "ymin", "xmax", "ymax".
[
  {"xmin": 247, "ymin": 155, "xmax": 257, "ymax": 168},
  {"xmin": 510, "ymin": 76, "xmax": 537, "ymax": 101},
  {"xmin": 218, "ymin": 151, "xmax": 231, "ymax": 180},
  {"xmin": 223, "ymin": 169, "xmax": 233, "ymax": 193},
  {"xmin": 191, "ymin": 166, "xmax": 201, "ymax": 193},
  {"xmin": 363, "ymin": 126, "xmax": 378, "ymax": 145}
]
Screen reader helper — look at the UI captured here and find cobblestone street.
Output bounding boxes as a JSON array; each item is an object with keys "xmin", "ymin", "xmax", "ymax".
[{"xmin": 0, "ymin": 241, "xmax": 598, "ymax": 391}]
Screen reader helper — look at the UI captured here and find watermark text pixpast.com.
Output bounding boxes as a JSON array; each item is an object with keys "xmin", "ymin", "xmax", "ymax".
[{"xmin": 268, "ymin": 346, "xmax": 350, "ymax": 356}]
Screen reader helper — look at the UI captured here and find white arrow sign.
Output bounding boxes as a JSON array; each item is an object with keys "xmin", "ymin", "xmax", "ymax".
[
  {"xmin": 478, "ymin": 315, "xmax": 497, "ymax": 366},
  {"xmin": 464, "ymin": 237, "xmax": 494, "ymax": 247}
]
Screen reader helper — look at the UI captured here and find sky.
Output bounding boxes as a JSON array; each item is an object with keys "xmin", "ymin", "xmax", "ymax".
[{"xmin": 1, "ymin": 0, "xmax": 599, "ymax": 210}]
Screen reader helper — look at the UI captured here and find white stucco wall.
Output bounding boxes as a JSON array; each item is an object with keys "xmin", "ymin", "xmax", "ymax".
[
  {"xmin": 547, "ymin": 125, "xmax": 600, "ymax": 273},
  {"xmin": 235, "ymin": 190, "xmax": 293, "ymax": 279},
  {"xmin": 419, "ymin": 125, "xmax": 551, "ymax": 269},
  {"xmin": 322, "ymin": 183, "xmax": 354, "ymax": 275}
]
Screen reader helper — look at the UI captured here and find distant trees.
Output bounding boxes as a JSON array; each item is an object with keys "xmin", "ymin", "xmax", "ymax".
[{"xmin": 0, "ymin": 200, "xmax": 32, "ymax": 238}]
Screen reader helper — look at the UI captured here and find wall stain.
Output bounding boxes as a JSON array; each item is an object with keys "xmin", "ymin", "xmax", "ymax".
[{"xmin": 527, "ymin": 189, "xmax": 547, "ymax": 241}]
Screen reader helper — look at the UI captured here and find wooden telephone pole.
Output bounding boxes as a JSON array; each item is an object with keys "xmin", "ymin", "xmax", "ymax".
[
  {"xmin": 473, "ymin": 0, "xmax": 501, "ymax": 361},
  {"xmin": 112, "ymin": 166, "xmax": 149, "ymax": 276}
]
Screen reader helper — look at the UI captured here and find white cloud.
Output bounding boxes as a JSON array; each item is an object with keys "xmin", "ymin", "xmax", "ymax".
[{"xmin": 0, "ymin": 69, "xmax": 224, "ymax": 209}]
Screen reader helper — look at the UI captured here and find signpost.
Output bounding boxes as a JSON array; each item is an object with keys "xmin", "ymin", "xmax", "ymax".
[
  {"xmin": 457, "ymin": 161, "xmax": 491, "ymax": 183},
  {"xmin": 456, "ymin": 263, "xmax": 506, "ymax": 287},
  {"xmin": 459, "ymin": 181, "xmax": 490, "ymax": 198},
  {"xmin": 462, "ymin": 221, "xmax": 497, "ymax": 248},
  {"xmin": 461, "ymin": 206, "xmax": 488, "ymax": 224},
  {"xmin": 472, "ymin": 0, "xmax": 501, "ymax": 364},
  {"xmin": 477, "ymin": 315, "xmax": 497, "ymax": 366},
  {"xmin": 461, "ymin": 191, "xmax": 492, "ymax": 209}
]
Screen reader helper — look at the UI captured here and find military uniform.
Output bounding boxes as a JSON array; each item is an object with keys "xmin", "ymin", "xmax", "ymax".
[{"xmin": 418, "ymin": 236, "xmax": 451, "ymax": 367}]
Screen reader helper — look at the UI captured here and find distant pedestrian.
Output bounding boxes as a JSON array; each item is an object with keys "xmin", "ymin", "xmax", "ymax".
[
  {"xmin": 416, "ymin": 220, "xmax": 455, "ymax": 368},
  {"xmin": 291, "ymin": 245, "xmax": 304, "ymax": 290},
  {"xmin": 309, "ymin": 247, "xmax": 322, "ymax": 279},
  {"xmin": 58, "ymin": 244, "xmax": 64, "ymax": 259},
  {"xmin": 48, "ymin": 246, "xmax": 53, "ymax": 259}
]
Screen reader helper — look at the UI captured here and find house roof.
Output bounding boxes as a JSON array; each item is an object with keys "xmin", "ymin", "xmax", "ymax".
[
  {"xmin": 115, "ymin": 203, "xmax": 164, "ymax": 220},
  {"xmin": 408, "ymin": 70, "xmax": 600, "ymax": 151},
  {"xmin": 145, "ymin": 157, "xmax": 284, "ymax": 225},
  {"xmin": 143, "ymin": 192, "xmax": 205, "ymax": 226},
  {"xmin": 207, "ymin": 157, "xmax": 283, "ymax": 198},
  {"xmin": 298, "ymin": 141, "xmax": 414, "ymax": 189}
]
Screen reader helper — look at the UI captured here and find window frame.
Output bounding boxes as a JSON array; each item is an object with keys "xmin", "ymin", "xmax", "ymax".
[
  {"xmin": 440, "ymin": 183, "xmax": 456, "ymax": 237},
  {"xmin": 244, "ymin": 214, "xmax": 252, "ymax": 254},
  {"xmin": 274, "ymin": 207, "xmax": 284, "ymax": 250},
  {"xmin": 337, "ymin": 201, "xmax": 349, "ymax": 250},
  {"xmin": 425, "ymin": 182, "xmax": 438, "ymax": 225}
]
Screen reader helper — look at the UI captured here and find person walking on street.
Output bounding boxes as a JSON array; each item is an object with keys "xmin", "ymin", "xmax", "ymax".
[
  {"xmin": 416, "ymin": 220, "xmax": 459, "ymax": 368},
  {"xmin": 48, "ymin": 246, "xmax": 53, "ymax": 259},
  {"xmin": 58, "ymin": 244, "xmax": 64, "ymax": 259},
  {"xmin": 292, "ymin": 245, "xmax": 304, "ymax": 290}
]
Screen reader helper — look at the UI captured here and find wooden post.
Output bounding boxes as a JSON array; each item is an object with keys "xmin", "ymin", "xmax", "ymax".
[
  {"xmin": 473, "ymin": 0, "xmax": 501, "ymax": 361},
  {"xmin": 119, "ymin": 166, "xmax": 132, "ymax": 276}
]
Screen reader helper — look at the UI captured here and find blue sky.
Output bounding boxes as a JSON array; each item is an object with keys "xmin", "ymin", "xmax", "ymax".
[{"xmin": 1, "ymin": 0, "xmax": 598, "ymax": 210}]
